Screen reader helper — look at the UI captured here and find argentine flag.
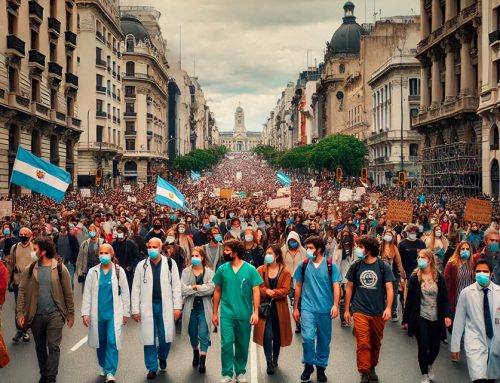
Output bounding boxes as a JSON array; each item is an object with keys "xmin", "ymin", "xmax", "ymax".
[
  {"xmin": 191, "ymin": 170, "xmax": 201, "ymax": 182},
  {"xmin": 155, "ymin": 177, "xmax": 185, "ymax": 209},
  {"xmin": 276, "ymin": 171, "xmax": 291, "ymax": 186},
  {"xmin": 11, "ymin": 147, "xmax": 71, "ymax": 202}
]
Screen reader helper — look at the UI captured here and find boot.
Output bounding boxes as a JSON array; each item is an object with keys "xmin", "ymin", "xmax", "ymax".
[
  {"xmin": 300, "ymin": 364, "xmax": 314, "ymax": 382},
  {"xmin": 192, "ymin": 349, "xmax": 200, "ymax": 367},
  {"xmin": 198, "ymin": 355, "xmax": 206, "ymax": 373},
  {"xmin": 266, "ymin": 359, "xmax": 275, "ymax": 375},
  {"xmin": 272, "ymin": 355, "xmax": 279, "ymax": 367},
  {"xmin": 317, "ymin": 366, "xmax": 327, "ymax": 382},
  {"xmin": 369, "ymin": 367, "xmax": 379, "ymax": 381}
]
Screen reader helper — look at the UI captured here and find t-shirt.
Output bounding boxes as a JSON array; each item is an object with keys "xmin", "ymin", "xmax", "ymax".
[
  {"xmin": 293, "ymin": 258, "xmax": 342, "ymax": 314},
  {"xmin": 98, "ymin": 267, "xmax": 113, "ymax": 322},
  {"xmin": 346, "ymin": 259, "xmax": 395, "ymax": 316},
  {"xmin": 420, "ymin": 279, "xmax": 438, "ymax": 321},
  {"xmin": 36, "ymin": 266, "xmax": 58, "ymax": 315},
  {"xmin": 398, "ymin": 239, "xmax": 426, "ymax": 276},
  {"xmin": 212, "ymin": 261, "xmax": 263, "ymax": 320}
]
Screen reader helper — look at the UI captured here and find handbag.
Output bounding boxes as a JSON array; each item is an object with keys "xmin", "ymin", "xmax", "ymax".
[{"xmin": 258, "ymin": 266, "xmax": 283, "ymax": 319}]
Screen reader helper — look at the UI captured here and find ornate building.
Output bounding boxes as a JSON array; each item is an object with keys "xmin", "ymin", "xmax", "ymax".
[
  {"xmin": 0, "ymin": 0, "xmax": 81, "ymax": 195},
  {"xmin": 220, "ymin": 106, "xmax": 262, "ymax": 151}
]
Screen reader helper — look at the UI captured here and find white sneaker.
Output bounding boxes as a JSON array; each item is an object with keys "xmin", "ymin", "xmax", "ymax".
[
  {"xmin": 219, "ymin": 377, "xmax": 233, "ymax": 383},
  {"xmin": 99, "ymin": 371, "xmax": 105, "ymax": 377},
  {"xmin": 236, "ymin": 374, "xmax": 247, "ymax": 383},
  {"xmin": 106, "ymin": 374, "xmax": 116, "ymax": 382},
  {"xmin": 421, "ymin": 374, "xmax": 430, "ymax": 383},
  {"xmin": 427, "ymin": 366, "xmax": 434, "ymax": 381}
]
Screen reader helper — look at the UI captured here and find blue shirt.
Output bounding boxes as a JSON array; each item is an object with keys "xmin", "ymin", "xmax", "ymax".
[
  {"xmin": 98, "ymin": 267, "xmax": 113, "ymax": 322},
  {"xmin": 294, "ymin": 258, "xmax": 342, "ymax": 314}
]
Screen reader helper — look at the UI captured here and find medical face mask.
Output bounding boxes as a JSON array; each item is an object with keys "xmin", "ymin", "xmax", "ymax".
[
  {"xmin": 31, "ymin": 251, "xmax": 38, "ymax": 261},
  {"xmin": 306, "ymin": 249, "xmax": 316, "ymax": 260},
  {"xmin": 476, "ymin": 272, "xmax": 491, "ymax": 287},
  {"xmin": 178, "ymin": 227, "xmax": 186, "ymax": 234},
  {"xmin": 288, "ymin": 240, "xmax": 299, "ymax": 249},
  {"xmin": 407, "ymin": 233, "xmax": 417, "ymax": 241},
  {"xmin": 214, "ymin": 234, "xmax": 223, "ymax": 243},
  {"xmin": 3, "ymin": 229, "xmax": 10, "ymax": 235},
  {"xmin": 117, "ymin": 233, "xmax": 124, "ymax": 239},
  {"xmin": 264, "ymin": 254, "xmax": 275, "ymax": 264},
  {"xmin": 89, "ymin": 231, "xmax": 97, "ymax": 238},
  {"xmin": 460, "ymin": 250, "xmax": 470, "ymax": 259},
  {"xmin": 166, "ymin": 236, "xmax": 175, "ymax": 244},
  {"xmin": 355, "ymin": 247, "xmax": 365, "ymax": 260},
  {"xmin": 417, "ymin": 258, "xmax": 428, "ymax": 269},
  {"xmin": 488, "ymin": 243, "xmax": 499, "ymax": 253},
  {"xmin": 244, "ymin": 234, "xmax": 254, "ymax": 242},
  {"xmin": 435, "ymin": 231, "xmax": 442, "ymax": 238},
  {"xmin": 383, "ymin": 235, "xmax": 393, "ymax": 243},
  {"xmin": 99, "ymin": 254, "xmax": 112, "ymax": 265},
  {"xmin": 191, "ymin": 257, "xmax": 202, "ymax": 266},
  {"xmin": 148, "ymin": 249, "xmax": 160, "ymax": 259}
]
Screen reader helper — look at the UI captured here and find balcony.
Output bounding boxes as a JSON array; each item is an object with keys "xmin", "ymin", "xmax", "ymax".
[
  {"xmin": 78, "ymin": 141, "xmax": 120, "ymax": 153},
  {"xmin": 125, "ymin": 130, "xmax": 137, "ymax": 137},
  {"xmin": 409, "ymin": 155, "xmax": 419, "ymax": 162},
  {"xmin": 95, "ymin": 58, "xmax": 106, "ymax": 68},
  {"xmin": 124, "ymin": 91, "xmax": 136, "ymax": 98},
  {"xmin": 6, "ymin": 35, "xmax": 25, "ymax": 57},
  {"xmin": 72, "ymin": 117, "xmax": 81, "ymax": 128},
  {"xmin": 28, "ymin": 49, "xmax": 46, "ymax": 71},
  {"xmin": 113, "ymin": 116, "xmax": 117, "ymax": 123},
  {"xmin": 489, "ymin": 30, "xmax": 500, "ymax": 47},
  {"xmin": 65, "ymin": 73, "xmax": 78, "ymax": 89},
  {"xmin": 412, "ymin": 96, "xmax": 479, "ymax": 128},
  {"xmin": 7, "ymin": 0, "xmax": 21, "ymax": 9},
  {"xmin": 29, "ymin": 0, "xmax": 43, "ymax": 24},
  {"xmin": 96, "ymin": 110, "xmax": 107, "ymax": 118},
  {"xmin": 95, "ymin": 31, "xmax": 104, "ymax": 42},
  {"xmin": 48, "ymin": 17, "xmax": 61, "ymax": 36},
  {"xmin": 96, "ymin": 85, "xmax": 106, "ymax": 93},
  {"xmin": 31, "ymin": 102, "xmax": 49, "ymax": 117},
  {"xmin": 147, "ymin": 112, "xmax": 153, "ymax": 120},
  {"xmin": 374, "ymin": 156, "xmax": 388, "ymax": 164},
  {"xmin": 124, "ymin": 111, "xmax": 137, "ymax": 118},
  {"xmin": 65, "ymin": 31, "xmax": 77, "ymax": 50},
  {"xmin": 491, "ymin": 144, "xmax": 499, "ymax": 151}
]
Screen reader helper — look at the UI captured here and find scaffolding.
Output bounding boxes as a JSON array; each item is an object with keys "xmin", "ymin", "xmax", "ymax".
[{"xmin": 420, "ymin": 142, "xmax": 481, "ymax": 195}]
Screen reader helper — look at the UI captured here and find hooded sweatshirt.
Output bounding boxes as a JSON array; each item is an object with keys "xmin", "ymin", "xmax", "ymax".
[{"xmin": 281, "ymin": 231, "xmax": 307, "ymax": 277}]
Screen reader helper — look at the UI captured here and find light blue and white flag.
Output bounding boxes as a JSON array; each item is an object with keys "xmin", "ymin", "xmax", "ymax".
[
  {"xmin": 11, "ymin": 146, "xmax": 71, "ymax": 202},
  {"xmin": 191, "ymin": 170, "xmax": 201, "ymax": 182},
  {"xmin": 276, "ymin": 171, "xmax": 291, "ymax": 186},
  {"xmin": 155, "ymin": 176, "xmax": 185, "ymax": 209}
]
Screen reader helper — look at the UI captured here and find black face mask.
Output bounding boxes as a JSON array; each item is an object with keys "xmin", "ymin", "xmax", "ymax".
[
  {"xmin": 223, "ymin": 252, "xmax": 234, "ymax": 263},
  {"xmin": 153, "ymin": 224, "xmax": 162, "ymax": 230},
  {"xmin": 19, "ymin": 235, "xmax": 29, "ymax": 244}
]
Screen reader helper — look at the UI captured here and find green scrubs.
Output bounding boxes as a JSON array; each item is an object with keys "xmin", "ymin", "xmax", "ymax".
[{"xmin": 213, "ymin": 261, "xmax": 263, "ymax": 377}]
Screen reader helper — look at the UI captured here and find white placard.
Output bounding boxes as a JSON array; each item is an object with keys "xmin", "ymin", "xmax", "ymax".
[
  {"xmin": 302, "ymin": 199, "xmax": 319, "ymax": 213},
  {"xmin": 127, "ymin": 196, "xmax": 137, "ymax": 203},
  {"xmin": 236, "ymin": 171, "xmax": 242, "ymax": 180},
  {"xmin": 311, "ymin": 187, "xmax": 319, "ymax": 198},
  {"xmin": 277, "ymin": 187, "xmax": 291, "ymax": 197},
  {"xmin": 80, "ymin": 189, "xmax": 91, "ymax": 198},
  {"xmin": 0, "ymin": 201, "xmax": 13, "ymax": 218},
  {"xmin": 123, "ymin": 185, "xmax": 132, "ymax": 193},
  {"xmin": 267, "ymin": 197, "xmax": 291, "ymax": 209},
  {"xmin": 213, "ymin": 188, "xmax": 220, "ymax": 197},
  {"xmin": 339, "ymin": 188, "xmax": 353, "ymax": 202}
]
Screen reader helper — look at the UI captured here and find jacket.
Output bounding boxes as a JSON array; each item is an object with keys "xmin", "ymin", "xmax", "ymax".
[
  {"xmin": 16, "ymin": 259, "xmax": 75, "ymax": 329},
  {"xmin": 281, "ymin": 231, "xmax": 306, "ymax": 278},
  {"xmin": 253, "ymin": 264, "xmax": 293, "ymax": 348},
  {"xmin": 443, "ymin": 261, "xmax": 473, "ymax": 314},
  {"xmin": 402, "ymin": 272, "xmax": 451, "ymax": 341},
  {"xmin": 202, "ymin": 243, "xmax": 225, "ymax": 270},
  {"xmin": 243, "ymin": 245, "xmax": 265, "ymax": 268},
  {"xmin": 53, "ymin": 233, "xmax": 80, "ymax": 264},
  {"xmin": 111, "ymin": 239, "xmax": 140, "ymax": 270},
  {"xmin": 76, "ymin": 238, "xmax": 105, "ymax": 277},
  {"xmin": 0, "ymin": 260, "xmax": 8, "ymax": 305}
]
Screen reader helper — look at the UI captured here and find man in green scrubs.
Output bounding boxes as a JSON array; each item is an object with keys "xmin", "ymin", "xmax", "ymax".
[{"xmin": 213, "ymin": 239, "xmax": 262, "ymax": 383}]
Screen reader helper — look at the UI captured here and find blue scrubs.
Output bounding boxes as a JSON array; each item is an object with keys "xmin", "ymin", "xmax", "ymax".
[
  {"xmin": 144, "ymin": 299, "xmax": 171, "ymax": 372},
  {"xmin": 97, "ymin": 267, "xmax": 118, "ymax": 375}
]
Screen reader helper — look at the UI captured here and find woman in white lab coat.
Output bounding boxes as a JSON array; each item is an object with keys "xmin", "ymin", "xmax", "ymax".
[
  {"xmin": 81, "ymin": 244, "xmax": 130, "ymax": 383},
  {"xmin": 131, "ymin": 238, "xmax": 183, "ymax": 380}
]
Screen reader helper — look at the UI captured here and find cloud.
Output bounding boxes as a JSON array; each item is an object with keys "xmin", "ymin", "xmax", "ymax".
[{"xmin": 123, "ymin": 0, "xmax": 420, "ymax": 132}]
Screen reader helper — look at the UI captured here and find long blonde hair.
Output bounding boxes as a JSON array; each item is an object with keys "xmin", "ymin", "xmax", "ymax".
[
  {"xmin": 379, "ymin": 229, "xmax": 397, "ymax": 258},
  {"xmin": 447, "ymin": 241, "xmax": 474, "ymax": 271},
  {"xmin": 415, "ymin": 249, "xmax": 439, "ymax": 282}
]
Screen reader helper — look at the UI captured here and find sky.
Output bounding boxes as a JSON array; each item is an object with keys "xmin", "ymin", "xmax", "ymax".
[{"xmin": 122, "ymin": 0, "xmax": 420, "ymax": 132}]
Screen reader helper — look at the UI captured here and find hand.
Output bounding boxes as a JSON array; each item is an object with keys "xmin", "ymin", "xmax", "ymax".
[
  {"xmin": 67, "ymin": 319, "xmax": 74, "ymax": 328},
  {"xmin": 451, "ymin": 352, "xmax": 460, "ymax": 362},
  {"xmin": 402, "ymin": 323, "xmax": 408, "ymax": 330},
  {"xmin": 330, "ymin": 304, "xmax": 339, "ymax": 319},
  {"xmin": 132, "ymin": 313, "xmax": 141, "ymax": 323},
  {"xmin": 293, "ymin": 308, "xmax": 300, "ymax": 323},
  {"xmin": 17, "ymin": 316, "xmax": 25, "ymax": 329},
  {"xmin": 212, "ymin": 313, "xmax": 219, "ymax": 327},
  {"xmin": 250, "ymin": 312, "xmax": 259, "ymax": 326},
  {"xmin": 82, "ymin": 315, "xmax": 91, "ymax": 327},
  {"xmin": 444, "ymin": 317, "xmax": 452, "ymax": 328},
  {"xmin": 174, "ymin": 309, "xmax": 182, "ymax": 321},
  {"xmin": 123, "ymin": 316, "xmax": 129, "ymax": 325},
  {"xmin": 266, "ymin": 289, "xmax": 276, "ymax": 298},
  {"xmin": 344, "ymin": 311, "xmax": 351, "ymax": 325},
  {"xmin": 382, "ymin": 307, "xmax": 391, "ymax": 321}
]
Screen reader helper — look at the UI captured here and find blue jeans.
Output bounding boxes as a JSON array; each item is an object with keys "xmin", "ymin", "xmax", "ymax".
[
  {"xmin": 300, "ymin": 310, "xmax": 332, "ymax": 368},
  {"xmin": 97, "ymin": 319, "xmax": 118, "ymax": 375},
  {"xmin": 188, "ymin": 304, "xmax": 210, "ymax": 352},
  {"xmin": 65, "ymin": 263, "xmax": 75, "ymax": 290},
  {"xmin": 144, "ymin": 300, "xmax": 171, "ymax": 372},
  {"xmin": 13, "ymin": 285, "xmax": 22, "ymax": 332}
]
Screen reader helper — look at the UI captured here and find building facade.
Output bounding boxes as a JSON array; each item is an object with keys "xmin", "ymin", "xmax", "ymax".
[
  {"xmin": 0, "ymin": 0, "xmax": 81, "ymax": 196},
  {"xmin": 76, "ymin": 0, "xmax": 124, "ymax": 187},
  {"xmin": 220, "ymin": 106, "xmax": 262, "ymax": 151},
  {"xmin": 413, "ymin": 0, "xmax": 481, "ymax": 195},
  {"xmin": 263, "ymin": 82, "xmax": 295, "ymax": 150},
  {"xmin": 119, "ymin": 9, "xmax": 169, "ymax": 183}
]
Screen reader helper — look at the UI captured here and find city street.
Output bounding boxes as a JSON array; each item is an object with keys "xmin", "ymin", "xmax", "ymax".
[{"xmin": 1, "ymin": 288, "xmax": 470, "ymax": 383}]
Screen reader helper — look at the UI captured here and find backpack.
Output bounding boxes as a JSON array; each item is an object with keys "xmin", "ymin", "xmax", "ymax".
[
  {"xmin": 28, "ymin": 258, "xmax": 64, "ymax": 291},
  {"xmin": 301, "ymin": 258, "xmax": 334, "ymax": 286}
]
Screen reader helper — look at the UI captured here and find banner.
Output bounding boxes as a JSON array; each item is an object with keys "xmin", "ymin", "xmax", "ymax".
[
  {"xmin": 339, "ymin": 188, "xmax": 353, "ymax": 202},
  {"xmin": 220, "ymin": 189, "xmax": 233, "ymax": 199},
  {"xmin": 0, "ymin": 201, "xmax": 13, "ymax": 218},
  {"xmin": 386, "ymin": 200, "xmax": 414, "ymax": 224},
  {"xmin": 311, "ymin": 187, "xmax": 319, "ymax": 198},
  {"xmin": 267, "ymin": 197, "xmax": 291, "ymax": 209},
  {"xmin": 353, "ymin": 187, "xmax": 366, "ymax": 201},
  {"xmin": 302, "ymin": 199, "xmax": 319, "ymax": 213},
  {"xmin": 464, "ymin": 198, "xmax": 493, "ymax": 225},
  {"xmin": 127, "ymin": 196, "xmax": 137, "ymax": 203},
  {"xmin": 123, "ymin": 185, "xmax": 131, "ymax": 193},
  {"xmin": 277, "ymin": 187, "xmax": 290, "ymax": 197},
  {"xmin": 80, "ymin": 188, "xmax": 91, "ymax": 198}
]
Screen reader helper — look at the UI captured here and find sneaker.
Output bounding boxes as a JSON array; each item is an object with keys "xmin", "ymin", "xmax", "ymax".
[
  {"xmin": 317, "ymin": 366, "xmax": 327, "ymax": 382},
  {"xmin": 12, "ymin": 331, "xmax": 23, "ymax": 343},
  {"xmin": 427, "ymin": 366, "xmax": 434, "ymax": 381},
  {"xmin": 22, "ymin": 333, "xmax": 30, "ymax": 342},
  {"xmin": 99, "ymin": 371, "xmax": 105, "ymax": 377},
  {"xmin": 360, "ymin": 373, "xmax": 370, "ymax": 383},
  {"xmin": 421, "ymin": 374, "xmax": 430, "ymax": 383},
  {"xmin": 301, "ymin": 364, "xmax": 314, "ymax": 382},
  {"xmin": 369, "ymin": 367, "xmax": 379, "ymax": 381},
  {"xmin": 146, "ymin": 371, "xmax": 157, "ymax": 380},
  {"xmin": 159, "ymin": 359, "xmax": 167, "ymax": 371},
  {"xmin": 236, "ymin": 374, "xmax": 247, "ymax": 383},
  {"xmin": 391, "ymin": 312, "xmax": 398, "ymax": 322},
  {"xmin": 106, "ymin": 374, "xmax": 116, "ymax": 383},
  {"xmin": 219, "ymin": 377, "xmax": 232, "ymax": 383}
]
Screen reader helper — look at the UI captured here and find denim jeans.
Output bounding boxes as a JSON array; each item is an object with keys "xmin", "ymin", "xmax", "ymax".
[
  {"xmin": 144, "ymin": 300, "xmax": 171, "ymax": 372},
  {"xmin": 188, "ymin": 304, "xmax": 210, "ymax": 352}
]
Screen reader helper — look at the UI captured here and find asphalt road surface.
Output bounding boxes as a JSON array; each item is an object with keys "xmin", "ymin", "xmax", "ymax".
[{"xmin": 1, "ymin": 286, "xmax": 471, "ymax": 383}]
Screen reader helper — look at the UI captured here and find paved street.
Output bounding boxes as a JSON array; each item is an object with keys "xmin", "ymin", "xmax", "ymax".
[{"xmin": 1, "ymin": 287, "xmax": 470, "ymax": 383}]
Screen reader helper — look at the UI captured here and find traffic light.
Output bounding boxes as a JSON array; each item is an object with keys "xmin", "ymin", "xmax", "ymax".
[
  {"xmin": 361, "ymin": 168, "xmax": 368, "ymax": 180},
  {"xmin": 336, "ymin": 167, "xmax": 343, "ymax": 183},
  {"xmin": 398, "ymin": 170, "xmax": 406, "ymax": 186}
]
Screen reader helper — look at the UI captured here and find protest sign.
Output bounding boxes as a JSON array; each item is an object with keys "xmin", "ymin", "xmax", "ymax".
[
  {"xmin": 302, "ymin": 199, "xmax": 319, "ymax": 213},
  {"xmin": 311, "ymin": 187, "xmax": 319, "ymax": 198},
  {"xmin": 236, "ymin": 171, "xmax": 242, "ymax": 180},
  {"xmin": 80, "ymin": 189, "xmax": 91, "ymax": 198},
  {"xmin": 0, "ymin": 201, "xmax": 13, "ymax": 218},
  {"xmin": 339, "ymin": 188, "xmax": 353, "ymax": 202},
  {"xmin": 220, "ymin": 189, "xmax": 233, "ymax": 199},
  {"xmin": 123, "ymin": 185, "xmax": 131, "ymax": 193},
  {"xmin": 213, "ymin": 188, "xmax": 220, "ymax": 197},
  {"xmin": 267, "ymin": 197, "xmax": 291, "ymax": 209},
  {"xmin": 464, "ymin": 198, "xmax": 493, "ymax": 225},
  {"xmin": 277, "ymin": 187, "xmax": 290, "ymax": 197},
  {"xmin": 386, "ymin": 200, "xmax": 414, "ymax": 224},
  {"xmin": 127, "ymin": 196, "xmax": 137, "ymax": 203}
]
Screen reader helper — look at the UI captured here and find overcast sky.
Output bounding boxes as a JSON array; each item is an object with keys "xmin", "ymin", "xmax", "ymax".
[{"xmin": 123, "ymin": 0, "xmax": 419, "ymax": 132}]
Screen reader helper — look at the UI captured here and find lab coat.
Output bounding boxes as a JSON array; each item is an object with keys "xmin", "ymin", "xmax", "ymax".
[
  {"xmin": 131, "ymin": 256, "xmax": 183, "ymax": 346},
  {"xmin": 81, "ymin": 264, "xmax": 130, "ymax": 349},
  {"xmin": 451, "ymin": 282, "xmax": 500, "ymax": 380}
]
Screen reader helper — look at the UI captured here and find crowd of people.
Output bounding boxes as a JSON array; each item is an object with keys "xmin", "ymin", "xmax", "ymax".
[{"xmin": 0, "ymin": 152, "xmax": 498, "ymax": 383}]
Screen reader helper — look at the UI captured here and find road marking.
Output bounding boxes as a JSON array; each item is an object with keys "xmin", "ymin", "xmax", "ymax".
[
  {"xmin": 69, "ymin": 336, "xmax": 87, "ymax": 352},
  {"xmin": 250, "ymin": 328, "xmax": 257, "ymax": 383}
]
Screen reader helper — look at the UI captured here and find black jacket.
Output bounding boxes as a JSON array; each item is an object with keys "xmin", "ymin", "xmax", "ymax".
[
  {"xmin": 53, "ymin": 233, "xmax": 79, "ymax": 265},
  {"xmin": 243, "ymin": 246, "xmax": 265, "ymax": 268},
  {"xmin": 111, "ymin": 239, "xmax": 140, "ymax": 270},
  {"xmin": 402, "ymin": 272, "xmax": 452, "ymax": 341}
]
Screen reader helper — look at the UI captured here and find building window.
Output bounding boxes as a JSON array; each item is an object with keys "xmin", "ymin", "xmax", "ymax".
[
  {"xmin": 66, "ymin": 54, "xmax": 73, "ymax": 73},
  {"xmin": 66, "ymin": 96, "xmax": 74, "ymax": 117},
  {"xmin": 126, "ymin": 37, "xmax": 134, "ymax": 52},
  {"xmin": 339, "ymin": 64, "xmax": 345, "ymax": 73},
  {"xmin": 96, "ymin": 99, "xmax": 103, "ymax": 112},
  {"xmin": 50, "ymin": 0, "xmax": 57, "ymax": 18},
  {"xmin": 31, "ymin": 78, "xmax": 40, "ymax": 102},
  {"xmin": 126, "ymin": 103, "xmax": 134, "ymax": 113},
  {"xmin": 8, "ymin": 66, "xmax": 19, "ymax": 93},
  {"xmin": 496, "ymin": 61, "xmax": 500, "ymax": 84},
  {"xmin": 126, "ymin": 139, "xmax": 135, "ymax": 151},
  {"xmin": 126, "ymin": 122, "xmax": 135, "ymax": 133},
  {"xmin": 66, "ymin": 9, "xmax": 73, "ymax": 31},
  {"xmin": 50, "ymin": 88, "xmax": 58, "ymax": 110},
  {"xmin": 30, "ymin": 29, "xmax": 39, "ymax": 50},
  {"xmin": 96, "ymin": 126, "xmax": 103, "ymax": 142},
  {"xmin": 96, "ymin": 47, "xmax": 102, "ymax": 61},
  {"xmin": 126, "ymin": 61, "xmax": 135, "ymax": 76},
  {"xmin": 96, "ymin": 74, "xmax": 103, "ymax": 87},
  {"xmin": 409, "ymin": 78, "xmax": 420, "ymax": 96},
  {"xmin": 8, "ymin": 11, "xmax": 17, "ymax": 35},
  {"xmin": 410, "ymin": 144, "xmax": 419, "ymax": 157},
  {"xmin": 410, "ymin": 108, "xmax": 419, "ymax": 118},
  {"xmin": 125, "ymin": 86, "xmax": 135, "ymax": 96}
]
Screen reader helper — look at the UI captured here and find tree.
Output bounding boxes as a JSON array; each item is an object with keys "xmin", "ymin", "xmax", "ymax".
[
  {"xmin": 172, "ymin": 146, "xmax": 228, "ymax": 172},
  {"xmin": 279, "ymin": 144, "xmax": 315, "ymax": 169}
]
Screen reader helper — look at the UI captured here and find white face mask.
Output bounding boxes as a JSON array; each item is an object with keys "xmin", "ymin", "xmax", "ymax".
[
  {"xmin": 166, "ymin": 236, "xmax": 175, "ymax": 244},
  {"xmin": 31, "ymin": 251, "xmax": 38, "ymax": 261}
]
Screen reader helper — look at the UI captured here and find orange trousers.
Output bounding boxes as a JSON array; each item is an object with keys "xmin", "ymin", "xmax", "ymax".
[{"xmin": 353, "ymin": 313, "xmax": 386, "ymax": 374}]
